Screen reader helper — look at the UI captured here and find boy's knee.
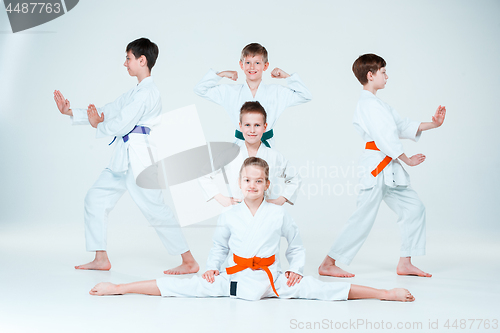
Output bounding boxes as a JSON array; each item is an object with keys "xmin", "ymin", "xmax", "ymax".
[
  {"xmin": 411, "ymin": 201, "xmax": 426, "ymax": 219},
  {"xmin": 84, "ymin": 190, "xmax": 96, "ymax": 208}
]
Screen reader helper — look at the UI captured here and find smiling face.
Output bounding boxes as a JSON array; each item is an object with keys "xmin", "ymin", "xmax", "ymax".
[
  {"xmin": 239, "ymin": 165, "xmax": 270, "ymax": 201},
  {"xmin": 239, "ymin": 112, "xmax": 267, "ymax": 145},
  {"xmin": 239, "ymin": 55, "xmax": 269, "ymax": 81}
]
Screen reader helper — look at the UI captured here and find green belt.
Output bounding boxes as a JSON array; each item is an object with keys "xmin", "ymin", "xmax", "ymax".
[{"xmin": 235, "ymin": 129, "xmax": 274, "ymax": 148}]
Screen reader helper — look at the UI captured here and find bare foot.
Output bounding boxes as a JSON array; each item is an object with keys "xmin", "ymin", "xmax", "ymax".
[
  {"xmin": 384, "ymin": 288, "xmax": 415, "ymax": 302},
  {"xmin": 164, "ymin": 261, "xmax": 199, "ymax": 275},
  {"xmin": 75, "ymin": 251, "xmax": 111, "ymax": 270},
  {"xmin": 318, "ymin": 256, "xmax": 354, "ymax": 278},
  {"xmin": 89, "ymin": 282, "xmax": 121, "ymax": 296},
  {"xmin": 397, "ymin": 257, "xmax": 431, "ymax": 277}
]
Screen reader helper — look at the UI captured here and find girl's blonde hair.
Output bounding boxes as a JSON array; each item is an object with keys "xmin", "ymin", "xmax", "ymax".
[{"xmin": 239, "ymin": 157, "xmax": 269, "ymax": 181}]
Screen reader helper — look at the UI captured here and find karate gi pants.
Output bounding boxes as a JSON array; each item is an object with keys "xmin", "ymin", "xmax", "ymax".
[
  {"xmin": 84, "ymin": 167, "xmax": 189, "ymax": 255},
  {"xmin": 156, "ymin": 273, "xmax": 351, "ymax": 301},
  {"xmin": 328, "ymin": 173, "xmax": 426, "ymax": 265}
]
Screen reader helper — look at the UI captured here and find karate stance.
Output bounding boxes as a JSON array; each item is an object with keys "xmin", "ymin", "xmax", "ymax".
[
  {"xmin": 90, "ymin": 157, "xmax": 414, "ymax": 303},
  {"xmin": 199, "ymin": 101, "xmax": 300, "ymax": 207},
  {"xmin": 194, "ymin": 43, "xmax": 312, "ymax": 147},
  {"xmin": 319, "ymin": 54, "xmax": 446, "ymax": 278},
  {"xmin": 54, "ymin": 38, "xmax": 198, "ymax": 275}
]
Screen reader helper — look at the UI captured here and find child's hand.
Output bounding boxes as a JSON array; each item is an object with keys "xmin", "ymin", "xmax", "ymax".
[
  {"xmin": 266, "ymin": 196, "xmax": 287, "ymax": 206},
  {"xmin": 217, "ymin": 71, "xmax": 238, "ymax": 81},
  {"xmin": 432, "ymin": 105, "xmax": 446, "ymax": 128},
  {"xmin": 202, "ymin": 270, "xmax": 219, "ymax": 283},
  {"xmin": 54, "ymin": 90, "xmax": 72, "ymax": 116},
  {"xmin": 87, "ymin": 104, "xmax": 104, "ymax": 128},
  {"xmin": 214, "ymin": 194, "xmax": 241, "ymax": 207},
  {"xmin": 271, "ymin": 68, "xmax": 290, "ymax": 79},
  {"xmin": 285, "ymin": 271, "xmax": 302, "ymax": 287},
  {"xmin": 408, "ymin": 154, "xmax": 426, "ymax": 166}
]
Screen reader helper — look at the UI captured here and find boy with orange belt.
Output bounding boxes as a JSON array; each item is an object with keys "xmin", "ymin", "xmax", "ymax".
[{"xmin": 319, "ymin": 54, "xmax": 446, "ymax": 278}]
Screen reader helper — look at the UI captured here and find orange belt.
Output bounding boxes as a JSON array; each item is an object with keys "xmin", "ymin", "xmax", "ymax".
[
  {"xmin": 365, "ymin": 141, "xmax": 392, "ymax": 177},
  {"xmin": 226, "ymin": 254, "xmax": 279, "ymax": 297}
]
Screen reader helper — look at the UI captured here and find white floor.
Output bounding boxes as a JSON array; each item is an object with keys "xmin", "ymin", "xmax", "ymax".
[{"xmin": 1, "ymin": 219, "xmax": 499, "ymax": 333}]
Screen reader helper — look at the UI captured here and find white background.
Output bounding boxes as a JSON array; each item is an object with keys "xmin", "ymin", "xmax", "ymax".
[{"xmin": 1, "ymin": 1, "xmax": 499, "ymax": 332}]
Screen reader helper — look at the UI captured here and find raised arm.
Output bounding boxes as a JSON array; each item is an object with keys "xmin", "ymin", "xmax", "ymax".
[
  {"xmin": 270, "ymin": 67, "xmax": 290, "ymax": 79},
  {"xmin": 193, "ymin": 69, "xmax": 230, "ymax": 105},
  {"xmin": 53, "ymin": 90, "xmax": 73, "ymax": 116},
  {"xmin": 418, "ymin": 105, "xmax": 446, "ymax": 132},
  {"xmin": 278, "ymin": 72, "xmax": 312, "ymax": 109}
]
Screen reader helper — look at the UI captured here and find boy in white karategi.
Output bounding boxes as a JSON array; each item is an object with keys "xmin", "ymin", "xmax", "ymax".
[
  {"xmin": 193, "ymin": 43, "xmax": 312, "ymax": 148},
  {"xmin": 54, "ymin": 38, "xmax": 198, "ymax": 275},
  {"xmin": 318, "ymin": 54, "xmax": 446, "ymax": 278},
  {"xmin": 90, "ymin": 157, "xmax": 415, "ymax": 303},
  {"xmin": 199, "ymin": 101, "xmax": 300, "ymax": 207}
]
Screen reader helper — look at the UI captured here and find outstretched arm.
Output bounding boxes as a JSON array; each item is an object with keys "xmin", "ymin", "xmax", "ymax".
[
  {"xmin": 87, "ymin": 104, "xmax": 104, "ymax": 128},
  {"xmin": 418, "ymin": 105, "xmax": 446, "ymax": 132},
  {"xmin": 53, "ymin": 90, "xmax": 73, "ymax": 116}
]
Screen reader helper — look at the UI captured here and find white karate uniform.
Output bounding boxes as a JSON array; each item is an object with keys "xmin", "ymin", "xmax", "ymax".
[
  {"xmin": 71, "ymin": 77, "xmax": 189, "ymax": 255},
  {"xmin": 328, "ymin": 90, "xmax": 426, "ymax": 265},
  {"xmin": 198, "ymin": 141, "xmax": 301, "ymax": 204},
  {"xmin": 156, "ymin": 201, "xmax": 351, "ymax": 301},
  {"xmin": 193, "ymin": 69, "xmax": 312, "ymax": 147}
]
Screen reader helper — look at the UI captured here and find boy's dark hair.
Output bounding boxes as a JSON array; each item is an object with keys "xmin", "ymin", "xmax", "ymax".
[
  {"xmin": 126, "ymin": 38, "xmax": 159, "ymax": 72},
  {"xmin": 352, "ymin": 54, "xmax": 386, "ymax": 85},
  {"xmin": 240, "ymin": 101, "xmax": 267, "ymax": 123},
  {"xmin": 240, "ymin": 43, "xmax": 268, "ymax": 63}
]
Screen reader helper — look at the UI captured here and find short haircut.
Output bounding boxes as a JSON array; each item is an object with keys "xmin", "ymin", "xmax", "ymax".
[
  {"xmin": 126, "ymin": 38, "xmax": 159, "ymax": 72},
  {"xmin": 240, "ymin": 101, "xmax": 267, "ymax": 124},
  {"xmin": 240, "ymin": 43, "xmax": 268, "ymax": 63},
  {"xmin": 239, "ymin": 157, "xmax": 270, "ymax": 182},
  {"xmin": 352, "ymin": 54, "xmax": 386, "ymax": 85}
]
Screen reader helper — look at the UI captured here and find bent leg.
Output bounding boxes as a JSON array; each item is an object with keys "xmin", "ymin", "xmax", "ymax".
[
  {"xmin": 126, "ymin": 169, "xmax": 190, "ymax": 256},
  {"xmin": 326, "ymin": 184, "xmax": 385, "ymax": 265},
  {"xmin": 384, "ymin": 187, "xmax": 430, "ymax": 277},
  {"xmin": 84, "ymin": 169, "xmax": 127, "ymax": 251},
  {"xmin": 384, "ymin": 186, "xmax": 426, "ymax": 258}
]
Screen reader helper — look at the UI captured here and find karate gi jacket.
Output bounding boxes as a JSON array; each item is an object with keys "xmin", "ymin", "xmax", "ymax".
[
  {"xmin": 194, "ymin": 69, "xmax": 312, "ymax": 145},
  {"xmin": 72, "ymin": 77, "xmax": 161, "ymax": 178},
  {"xmin": 353, "ymin": 90, "xmax": 421, "ymax": 189},
  {"xmin": 199, "ymin": 141, "xmax": 301, "ymax": 204},
  {"xmin": 205, "ymin": 200, "xmax": 305, "ymax": 300}
]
